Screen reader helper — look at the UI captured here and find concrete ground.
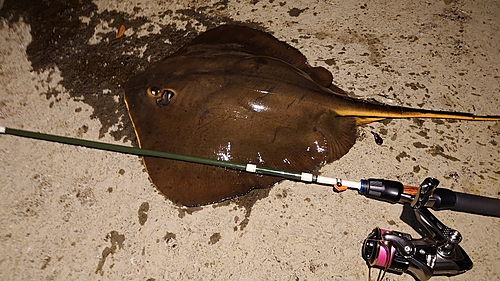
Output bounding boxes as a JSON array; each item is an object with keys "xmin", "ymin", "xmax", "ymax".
[{"xmin": 0, "ymin": 0, "xmax": 499, "ymax": 280}]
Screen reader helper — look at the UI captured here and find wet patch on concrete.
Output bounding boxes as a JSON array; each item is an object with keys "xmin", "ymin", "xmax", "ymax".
[
  {"xmin": 163, "ymin": 232, "xmax": 178, "ymax": 250},
  {"xmin": 230, "ymin": 188, "xmax": 271, "ymax": 231},
  {"xmin": 75, "ymin": 187, "xmax": 96, "ymax": 206},
  {"xmin": 95, "ymin": 230, "xmax": 125, "ymax": 276},
  {"xmin": 308, "ymin": 260, "xmax": 328, "ymax": 273},
  {"xmin": 395, "ymin": 151, "xmax": 411, "ymax": 162},
  {"xmin": 0, "ymin": 0, "xmax": 259, "ymax": 141},
  {"xmin": 177, "ymin": 206, "xmax": 204, "ymax": 219},
  {"xmin": 336, "ymin": 28, "xmax": 386, "ymax": 65},
  {"xmin": 208, "ymin": 232, "xmax": 221, "ymax": 244},
  {"xmin": 138, "ymin": 201, "xmax": 149, "ymax": 226}
]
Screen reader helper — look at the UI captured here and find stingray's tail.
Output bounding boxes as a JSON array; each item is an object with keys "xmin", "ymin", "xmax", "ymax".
[{"xmin": 333, "ymin": 100, "xmax": 500, "ymax": 126}]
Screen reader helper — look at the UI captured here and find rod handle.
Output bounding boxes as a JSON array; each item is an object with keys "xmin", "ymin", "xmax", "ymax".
[{"xmin": 431, "ymin": 188, "xmax": 500, "ymax": 218}]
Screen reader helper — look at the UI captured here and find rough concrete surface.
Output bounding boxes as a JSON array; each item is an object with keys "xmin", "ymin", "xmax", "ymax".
[{"xmin": 0, "ymin": 0, "xmax": 499, "ymax": 280}]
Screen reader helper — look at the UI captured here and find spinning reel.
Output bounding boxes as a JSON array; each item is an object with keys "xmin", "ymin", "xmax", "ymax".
[{"xmin": 361, "ymin": 178, "xmax": 473, "ymax": 281}]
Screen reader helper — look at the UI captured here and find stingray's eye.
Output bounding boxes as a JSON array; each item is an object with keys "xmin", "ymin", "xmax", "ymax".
[
  {"xmin": 155, "ymin": 89, "xmax": 176, "ymax": 106},
  {"xmin": 147, "ymin": 86, "xmax": 161, "ymax": 97},
  {"xmin": 165, "ymin": 90, "xmax": 175, "ymax": 100}
]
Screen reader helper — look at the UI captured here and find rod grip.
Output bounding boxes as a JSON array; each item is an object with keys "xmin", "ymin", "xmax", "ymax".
[{"xmin": 431, "ymin": 188, "xmax": 500, "ymax": 218}]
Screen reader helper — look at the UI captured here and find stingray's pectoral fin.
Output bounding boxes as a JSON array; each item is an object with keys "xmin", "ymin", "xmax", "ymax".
[
  {"xmin": 354, "ymin": 117, "xmax": 387, "ymax": 126},
  {"xmin": 316, "ymin": 113, "xmax": 358, "ymax": 163}
]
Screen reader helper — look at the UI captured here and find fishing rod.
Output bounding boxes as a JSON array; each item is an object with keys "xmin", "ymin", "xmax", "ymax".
[
  {"xmin": 1, "ymin": 126, "xmax": 499, "ymax": 280},
  {"xmin": 2, "ymin": 126, "xmax": 498, "ymax": 217}
]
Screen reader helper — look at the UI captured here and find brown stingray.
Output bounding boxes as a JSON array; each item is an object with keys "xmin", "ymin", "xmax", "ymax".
[{"xmin": 124, "ymin": 25, "xmax": 500, "ymax": 207}]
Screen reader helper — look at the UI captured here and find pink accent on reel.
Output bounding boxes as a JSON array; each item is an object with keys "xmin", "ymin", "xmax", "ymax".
[{"xmin": 375, "ymin": 229, "xmax": 395, "ymax": 267}]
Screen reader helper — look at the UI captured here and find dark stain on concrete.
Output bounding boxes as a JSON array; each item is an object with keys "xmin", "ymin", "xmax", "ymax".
[
  {"xmin": 396, "ymin": 151, "xmax": 411, "ymax": 162},
  {"xmin": 413, "ymin": 165, "xmax": 421, "ymax": 173},
  {"xmin": 411, "ymin": 119, "xmax": 426, "ymax": 128},
  {"xmin": 324, "ymin": 58, "xmax": 336, "ymax": 66},
  {"xmin": 41, "ymin": 256, "xmax": 51, "ymax": 270},
  {"xmin": 427, "ymin": 145, "xmax": 460, "ymax": 161},
  {"xmin": 413, "ymin": 142, "xmax": 428, "ymax": 148},
  {"xmin": 288, "ymin": 7, "xmax": 307, "ymax": 17},
  {"xmin": 416, "ymin": 130, "xmax": 429, "ymax": 139},
  {"xmin": 405, "ymin": 82, "xmax": 427, "ymax": 91}
]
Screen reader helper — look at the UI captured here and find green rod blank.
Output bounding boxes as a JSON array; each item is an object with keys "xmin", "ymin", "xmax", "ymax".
[{"xmin": 1, "ymin": 126, "xmax": 302, "ymax": 180}]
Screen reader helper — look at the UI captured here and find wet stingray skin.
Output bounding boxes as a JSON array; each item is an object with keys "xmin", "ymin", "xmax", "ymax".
[{"xmin": 124, "ymin": 25, "xmax": 499, "ymax": 206}]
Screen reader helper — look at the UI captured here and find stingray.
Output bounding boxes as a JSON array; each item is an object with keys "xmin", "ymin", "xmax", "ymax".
[{"xmin": 124, "ymin": 25, "xmax": 499, "ymax": 207}]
